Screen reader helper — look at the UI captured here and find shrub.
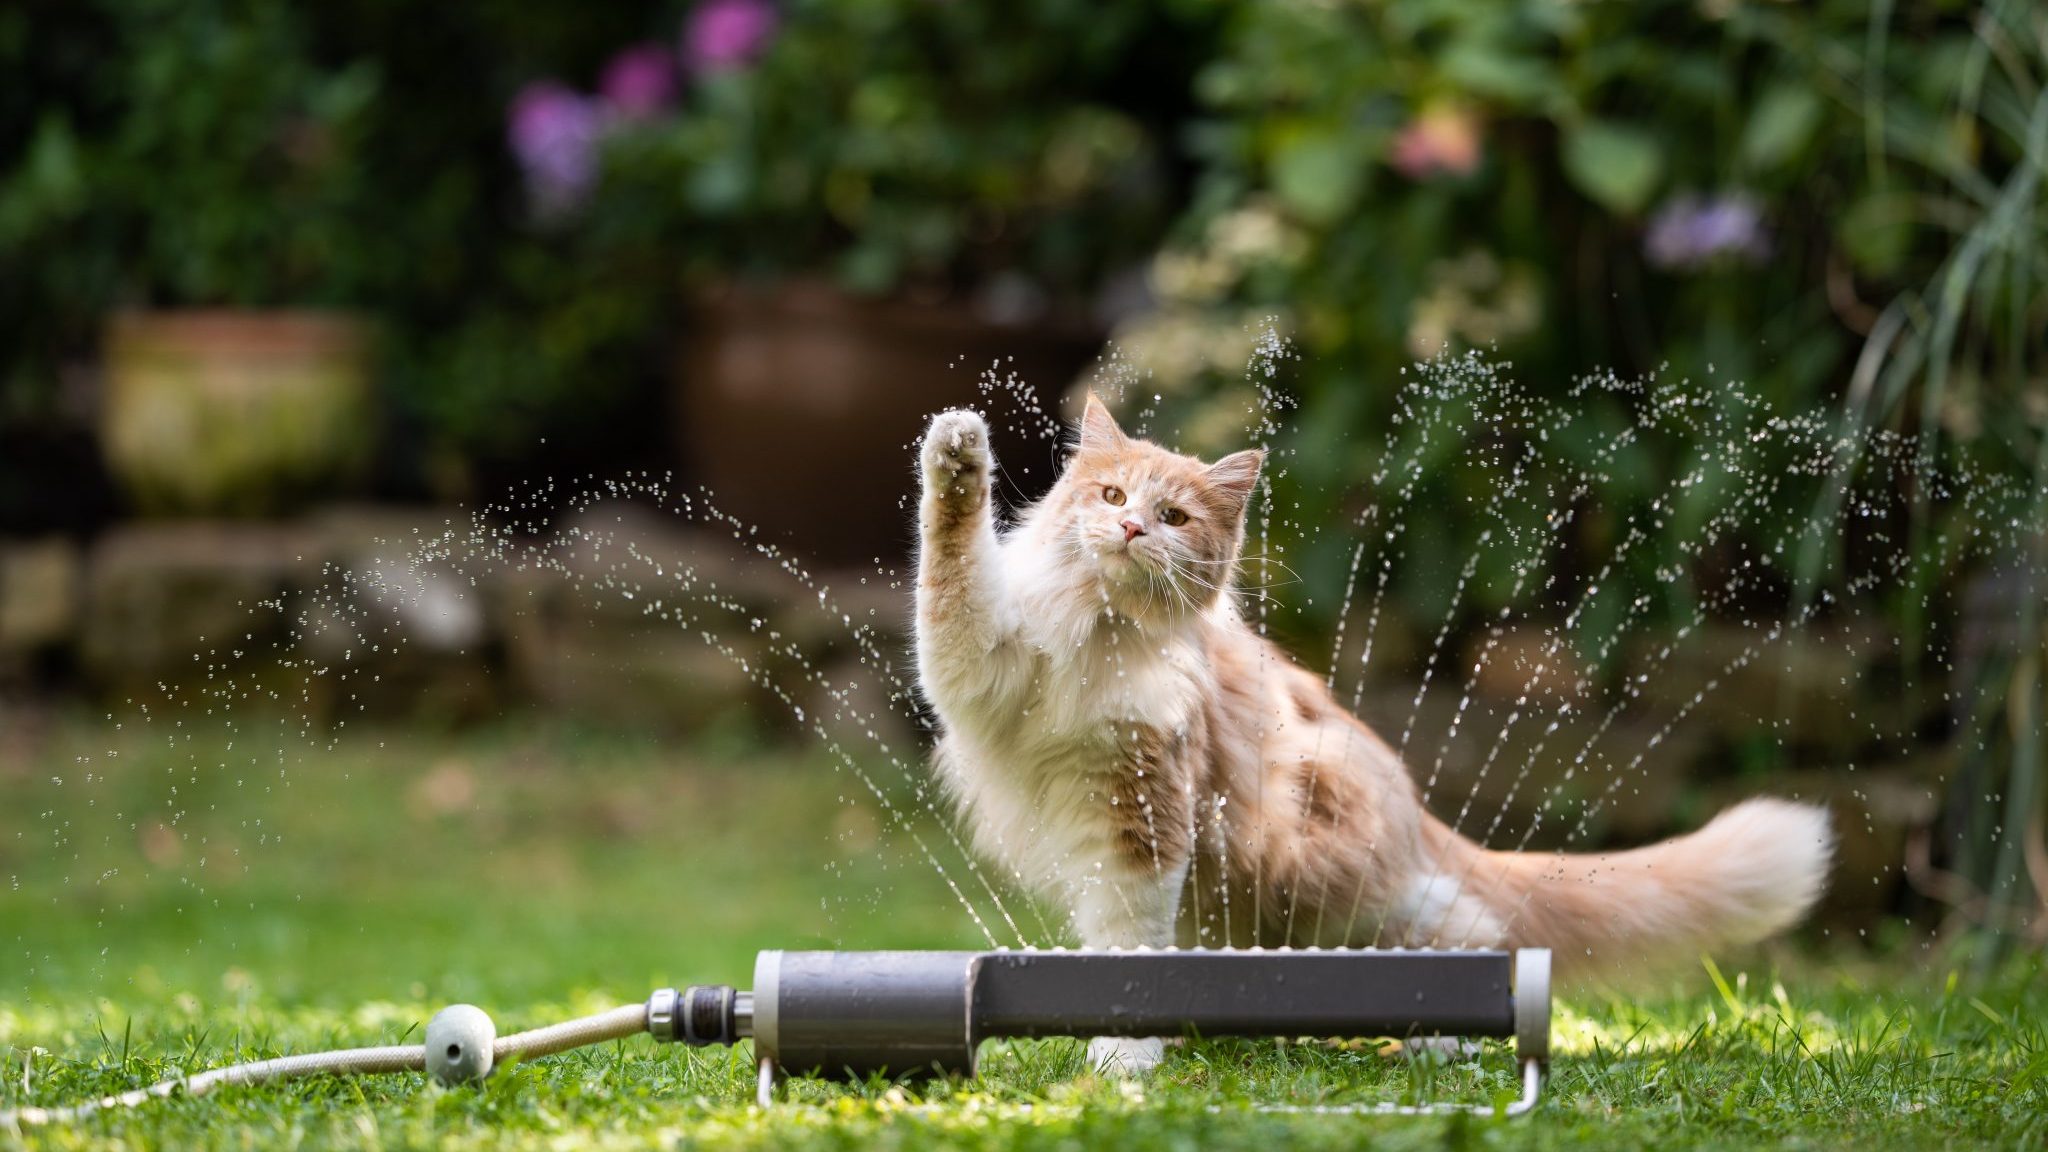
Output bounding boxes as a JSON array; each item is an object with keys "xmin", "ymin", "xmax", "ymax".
[{"xmin": 1131, "ymin": 0, "xmax": 2047, "ymax": 649}]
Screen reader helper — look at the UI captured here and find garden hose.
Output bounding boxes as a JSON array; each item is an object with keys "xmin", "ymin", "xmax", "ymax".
[{"xmin": 3, "ymin": 1002, "xmax": 653, "ymax": 1128}]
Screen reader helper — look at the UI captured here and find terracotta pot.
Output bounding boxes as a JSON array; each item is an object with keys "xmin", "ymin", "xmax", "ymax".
[
  {"xmin": 102, "ymin": 310, "xmax": 373, "ymax": 516},
  {"xmin": 679, "ymin": 282, "xmax": 1103, "ymax": 564}
]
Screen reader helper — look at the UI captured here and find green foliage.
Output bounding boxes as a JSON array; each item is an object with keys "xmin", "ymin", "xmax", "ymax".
[
  {"xmin": 583, "ymin": 0, "xmax": 1208, "ymax": 305},
  {"xmin": 0, "ymin": 2, "xmax": 670, "ymax": 467},
  {"xmin": 1561, "ymin": 122, "xmax": 1664, "ymax": 216},
  {"xmin": 4, "ymin": 0, "xmax": 2042, "ymax": 544},
  {"xmin": 1131, "ymin": 0, "xmax": 2048, "ymax": 649},
  {"xmin": 0, "ymin": 1, "xmax": 387, "ymax": 310},
  {"xmin": 0, "ymin": 1, "xmax": 1215, "ymax": 472}
]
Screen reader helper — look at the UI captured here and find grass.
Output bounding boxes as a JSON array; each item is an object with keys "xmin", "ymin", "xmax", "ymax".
[{"xmin": 4, "ymin": 716, "xmax": 2046, "ymax": 1149}]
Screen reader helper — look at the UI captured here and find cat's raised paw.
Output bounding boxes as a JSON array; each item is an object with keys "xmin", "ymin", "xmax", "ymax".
[{"xmin": 921, "ymin": 409, "xmax": 992, "ymax": 490}]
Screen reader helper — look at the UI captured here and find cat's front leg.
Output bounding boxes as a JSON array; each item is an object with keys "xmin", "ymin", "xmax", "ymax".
[
  {"xmin": 1073, "ymin": 858, "xmax": 1188, "ymax": 1075},
  {"xmin": 916, "ymin": 410, "xmax": 1020, "ymax": 699}
]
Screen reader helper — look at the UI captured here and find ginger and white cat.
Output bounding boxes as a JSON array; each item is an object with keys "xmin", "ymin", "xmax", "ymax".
[{"xmin": 913, "ymin": 397, "xmax": 1833, "ymax": 1071}]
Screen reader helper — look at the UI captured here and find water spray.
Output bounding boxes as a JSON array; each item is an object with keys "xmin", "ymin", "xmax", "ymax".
[{"xmin": 3, "ymin": 948, "xmax": 1550, "ymax": 1126}]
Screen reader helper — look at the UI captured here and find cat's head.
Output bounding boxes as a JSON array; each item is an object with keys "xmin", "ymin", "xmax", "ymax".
[{"xmin": 1042, "ymin": 394, "xmax": 1263, "ymax": 620}]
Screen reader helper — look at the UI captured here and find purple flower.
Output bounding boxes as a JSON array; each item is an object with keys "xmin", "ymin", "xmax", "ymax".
[
  {"xmin": 1645, "ymin": 194, "xmax": 1771, "ymax": 270},
  {"xmin": 599, "ymin": 43, "xmax": 678, "ymax": 119},
  {"xmin": 507, "ymin": 81, "xmax": 603, "ymax": 218},
  {"xmin": 684, "ymin": 0, "xmax": 778, "ymax": 73}
]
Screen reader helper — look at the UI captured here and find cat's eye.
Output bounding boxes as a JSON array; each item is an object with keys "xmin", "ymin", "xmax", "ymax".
[
  {"xmin": 1160, "ymin": 507, "xmax": 1189, "ymax": 527},
  {"xmin": 1103, "ymin": 486, "xmax": 1126, "ymax": 506}
]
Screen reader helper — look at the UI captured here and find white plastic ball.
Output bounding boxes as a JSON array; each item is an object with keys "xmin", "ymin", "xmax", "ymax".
[{"xmin": 425, "ymin": 1004, "xmax": 496, "ymax": 1086}]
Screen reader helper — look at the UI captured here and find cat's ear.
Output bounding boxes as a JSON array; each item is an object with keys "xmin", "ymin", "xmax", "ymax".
[
  {"xmin": 1079, "ymin": 393, "xmax": 1126, "ymax": 451},
  {"xmin": 1206, "ymin": 449, "xmax": 1264, "ymax": 517}
]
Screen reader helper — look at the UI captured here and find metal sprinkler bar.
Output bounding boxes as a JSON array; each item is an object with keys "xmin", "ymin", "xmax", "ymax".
[{"xmin": 650, "ymin": 948, "xmax": 1552, "ymax": 1114}]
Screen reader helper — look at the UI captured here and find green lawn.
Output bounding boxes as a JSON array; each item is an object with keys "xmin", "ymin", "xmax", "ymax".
[{"xmin": 3, "ymin": 718, "xmax": 2045, "ymax": 1149}]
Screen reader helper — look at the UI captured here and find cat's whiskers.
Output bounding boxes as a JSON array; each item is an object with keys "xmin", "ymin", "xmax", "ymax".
[
  {"xmin": 1152, "ymin": 553, "xmax": 1207, "ymax": 619},
  {"xmin": 1165, "ymin": 554, "xmax": 1288, "ymax": 608},
  {"xmin": 1180, "ymin": 553, "xmax": 1303, "ymax": 585},
  {"xmin": 1173, "ymin": 554, "xmax": 1297, "ymax": 595}
]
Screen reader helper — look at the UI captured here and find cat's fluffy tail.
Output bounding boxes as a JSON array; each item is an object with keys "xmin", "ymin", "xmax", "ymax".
[{"xmin": 1423, "ymin": 798, "xmax": 1834, "ymax": 971}]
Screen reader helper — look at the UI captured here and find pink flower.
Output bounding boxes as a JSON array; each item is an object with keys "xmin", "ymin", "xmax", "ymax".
[
  {"xmin": 1390, "ymin": 106, "xmax": 1483, "ymax": 181},
  {"xmin": 599, "ymin": 43, "xmax": 678, "ymax": 119},
  {"xmin": 684, "ymin": 0, "xmax": 778, "ymax": 73}
]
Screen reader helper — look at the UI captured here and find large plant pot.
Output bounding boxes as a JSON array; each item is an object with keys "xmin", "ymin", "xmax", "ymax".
[
  {"xmin": 102, "ymin": 311, "xmax": 373, "ymax": 516},
  {"xmin": 679, "ymin": 282, "xmax": 1103, "ymax": 565}
]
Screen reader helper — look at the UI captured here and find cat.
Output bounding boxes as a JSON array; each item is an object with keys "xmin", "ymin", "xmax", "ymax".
[{"xmin": 913, "ymin": 396, "xmax": 1834, "ymax": 1073}]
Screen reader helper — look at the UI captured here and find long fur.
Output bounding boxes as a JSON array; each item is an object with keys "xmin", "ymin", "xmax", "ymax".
[{"xmin": 913, "ymin": 398, "xmax": 1835, "ymax": 976}]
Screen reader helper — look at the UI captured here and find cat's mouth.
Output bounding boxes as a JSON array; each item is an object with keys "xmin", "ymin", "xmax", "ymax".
[{"xmin": 1091, "ymin": 535, "xmax": 1161, "ymax": 580}]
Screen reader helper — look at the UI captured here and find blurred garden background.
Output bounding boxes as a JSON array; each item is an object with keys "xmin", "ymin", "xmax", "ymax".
[{"xmin": 3, "ymin": 0, "xmax": 2048, "ymax": 1057}]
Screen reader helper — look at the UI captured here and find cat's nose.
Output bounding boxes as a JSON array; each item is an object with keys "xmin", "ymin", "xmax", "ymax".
[{"xmin": 1121, "ymin": 519, "xmax": 1146, "ymax": 542}]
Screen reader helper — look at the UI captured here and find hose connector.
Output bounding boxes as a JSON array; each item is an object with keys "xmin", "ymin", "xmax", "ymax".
[
  {"xmin": 647, "ymin": 985, "xmax": 740, "ymax": 1046},
  {"xmin": 646, "ymin": 987, "xmax": 680, "ymax": 1043}
]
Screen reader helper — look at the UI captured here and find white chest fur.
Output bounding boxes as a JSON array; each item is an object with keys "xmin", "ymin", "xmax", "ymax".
[{"xmin": 928, "ymin": 572, "xmax": 1212, "ymax": 905}]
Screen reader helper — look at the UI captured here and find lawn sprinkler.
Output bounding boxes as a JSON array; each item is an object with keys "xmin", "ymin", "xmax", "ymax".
[{"xmin": 3, "ymin": 947, "xmax": 1551, "ymax": 1126}]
